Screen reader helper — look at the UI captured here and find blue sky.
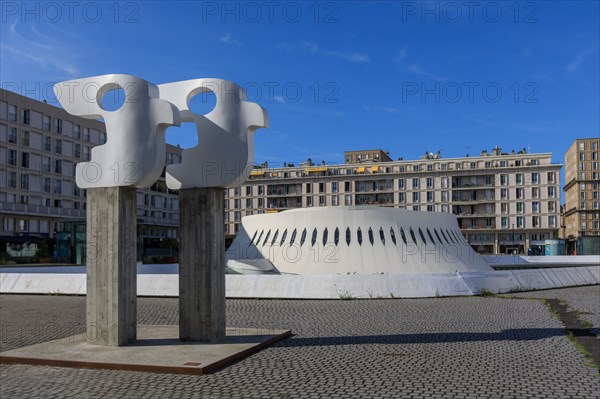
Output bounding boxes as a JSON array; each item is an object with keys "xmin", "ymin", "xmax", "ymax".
[{"xmin": 1, "ymin": 1, "xmax": 598, "ymax": 173}]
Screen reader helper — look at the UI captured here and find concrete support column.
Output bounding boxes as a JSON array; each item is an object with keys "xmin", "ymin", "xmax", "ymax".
[
  {"xmin": 86, "ymin": 186, "xmax": 137, "ymax": 346},
  {"xmin": 179, "ymin": 187, "xmax": 225, "ymax": 343}
]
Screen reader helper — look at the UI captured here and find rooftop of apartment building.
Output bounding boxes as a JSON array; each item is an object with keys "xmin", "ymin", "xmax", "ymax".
[{"xmin": 250, "ymin": 146, "xmax": 559, "ymax": 173}]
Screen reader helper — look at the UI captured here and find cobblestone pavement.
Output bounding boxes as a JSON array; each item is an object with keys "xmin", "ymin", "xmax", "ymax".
[
  {"xmin": 1, "ymin": 288, "xmax": 599, "ymax": 399},
  {"xmin": 510, "ymin": 285, "xmax": 600, "ymax": 336}
]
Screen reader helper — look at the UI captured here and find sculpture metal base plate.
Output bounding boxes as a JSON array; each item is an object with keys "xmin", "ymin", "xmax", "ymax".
[{"xmin": 0, "ymin": 325, "xmax": 291, "ymax": 375}]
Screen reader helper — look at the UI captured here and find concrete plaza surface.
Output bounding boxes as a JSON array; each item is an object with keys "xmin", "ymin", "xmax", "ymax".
[{"xmin": 1, "ymin": 287, "xmax": 599, "ymax": 399}]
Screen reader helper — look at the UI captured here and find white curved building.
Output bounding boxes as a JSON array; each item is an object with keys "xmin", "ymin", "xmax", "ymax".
[{"xmin": 226, "ymin": 207, "xmax": 493, "ymax": 275}]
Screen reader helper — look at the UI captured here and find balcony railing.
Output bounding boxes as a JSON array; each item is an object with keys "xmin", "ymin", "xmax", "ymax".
[{"xmin": 0, "ymin": 202, "xmax": 86, "ymax": 218}]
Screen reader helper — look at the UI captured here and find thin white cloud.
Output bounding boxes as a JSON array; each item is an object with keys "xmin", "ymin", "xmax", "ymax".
[
  {"xmin": 363, "ymin": 105, "xmax": 398, "ymax": 114},
  {"xmin": 1, "ymin": 22, "xmax": 80, "ymax": 78},
  {"xmin": 284, "ymin": 41, "xmax": 369, "ymax": 63},
  {"xmin": 392, "ymin": 45, "xmax": 447, "ymax": 81},
  {"xmin": 300, "ymin": 41, "xmax": 319, "ymax": 53},
  {"xmin": 392, "ymin": 46, "xmax": 407, "ymax": 64},
  {"xmin": 322, "ymin": 50, "xmax": 369, "ymax": 63},
  {"xmin": 566, "ymin": 47, "xmax": 596, "ymax": 73},
  {"xmin": 220, "ymin": 33, "xmax": 242, "ymax": 46},
  {"xmin": 405, "ymin": 64, "xmax": 447, "ymax": 81},
  {"xmin": 274, "ymin": 96, "xmax": 285, "ymax": 103}
]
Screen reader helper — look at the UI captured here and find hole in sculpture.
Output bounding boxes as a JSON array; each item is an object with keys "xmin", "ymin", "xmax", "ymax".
[
  {"xmin": 166, "ymin": 122, "xmax": 198, "ymax": 150},
  {"xmin": 100, "ymin": 86, "xmax": 126, "ymax": 111},
  {"xmin": 188, "ymin": 90, "xmax": 217, "ymax": 116}
]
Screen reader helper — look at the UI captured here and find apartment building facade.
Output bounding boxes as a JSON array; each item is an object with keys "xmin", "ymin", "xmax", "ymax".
[
  {"xmin": 0, "ymin": 89, "xmax": 181, "ymax": 260},
  {"xmin": 563, "ymin": 138, "xmax": 600, "ymax": 253},
  {"xmin": 225, "ymin": 147, "xmax": 562, "ymax": 255}
]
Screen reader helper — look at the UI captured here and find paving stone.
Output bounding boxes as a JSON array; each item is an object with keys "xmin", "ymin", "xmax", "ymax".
[{"xmin": 0, "ymin": 287, "xmax": 599, "ymax": 398}]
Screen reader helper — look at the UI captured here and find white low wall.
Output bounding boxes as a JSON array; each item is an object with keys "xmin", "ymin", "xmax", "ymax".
[
  {"xmin": 486, "ymin": 255, "xmax": 600, "ymax": 268},
  {"xmin": 1, "ymin": 266, "xmax": 598, "ymax": 299}
]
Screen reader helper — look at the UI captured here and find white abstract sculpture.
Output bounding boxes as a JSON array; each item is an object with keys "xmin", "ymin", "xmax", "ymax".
[
  {"xmin": 55, "ymin": 75, "xmax": 268, "ymax": 190},
  {"xmin": 54, "ymin": 74, "xmax": 181, "ymax": 189},
  {"xmin": 159, "ymin": 79, "xmax": 269, "ymax": 189}
]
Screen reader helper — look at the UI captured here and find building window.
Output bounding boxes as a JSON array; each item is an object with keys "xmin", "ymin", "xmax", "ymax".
[
  {"xmin": 55, "ymin": 118, "xmax": 63, "ymax": 134},
  {"xmin": 20, "ymin": 130, "xmax": 30, "ymax": 146},
  {"xmin": 501, "ymin": 203, "xmax": 509, "ymax": 214},
  {"xmin": 307, "ymin": 196, "xmax": 313, "ymax": 207},
  {"xmin": 42, "ymin": 156, "xmax": 50, "ymax": 172},
  {"xmin": 43, "ymin": 178, "xmax": 51, "ymax": 192},
  {"xmin": 344, "ymin": 195, "xmax": 352, "ymax": 206},
  {"xmin": 548, "ymin": 201, "xmax": 555, "ymax": 213},
  {"xmin": 8, "ymin": 104, "xmax": 17, "ymax": 121},
  {"xmin": 532, "ymin": 216, "xmax": 540, "ymax": 228},
  {"xmin": 21, "ymin": 109, "xmax": 30, "ymax": 125},
  {"xmin": 441, "ymin": 191, "xmax": 449, "ymax": 202},
  {"xmin": 398, "ymin": 192, "xmax": 406, "ymax": 203},
  {"xmin": 515, "ymin": 173, "xmax": 523, "ymax": 185},
  {"xmin": 398, "ymin": 179, "xmax": 405, "ymax": 189},
  {"xmin": 21, "ymin": 152, "xmax": 29, "ymax": 168},
  {"xmin": 412, "ymin": 178, "xmax": 419, "ymax": 189},
  {"xmin": 55, "ymin": 139, "xmax": 62, "ymax": 154},
  {"xmin": 7, "ymin": 149, "xmax": 17, "ymax": 166},
  {"xmin": 7, "ymin": 171, "xmax": 17, "ymax": 188},
  {"xmin": 500, "ymin": 174, "xmax": 508, "ymax": 186},
  {"xmin": 516, "ymin": 188, "xmax": 524, "ymax": 199},
  {"xmin": 426, "ymin": 191, "xmax": 434, "ymax": 202},
  {"xmin": 20, "ymin": 173, "xmax": 29, "ymax": 190},
  {"xmin": 516, "ymin": 202, "xmax": 524, "ymax": 213},
  {"xmin": 531, "ymin": 172, "xmax": 539, "ymax": 184},
  {"xmin": 412, "ymin": 192, "xmax": 420, "ymax": 202},
  {"xmin": 319, "ymin": 195, "xmax": 325, "ymax": 206},
  {"xmin": 532, "ymin": 186, "xmax": 539, "ymax": 199},
  {"xmin": 332, "ymin": 195, "xmax": 339, "ymax": 206},
  {"xmin": 83, "ymin": 146, "xmax": 90, "ymax": 160},
  {"xmin": 8, "ymin": 127, "xmax": 17, "ymax": 143},
  {"xmin": 74, "ymin": 143, "xmax": 81, "ymax": 158},
  {"xmin": 73, "ymin": 124, "xmax": 81, "ymax": 139},
  {"xmin": 55, "ymin": 159, "xmax": 62, "ymax": 174},
  {"xmin": 43, "ymin": 136, "xmax": 51, "ymax": 151},
  {"xmin": 332, "ymin": 181, "xmax": 338, "ymax": 193},
  {"xmin": 547, "ymin": 186, "xmax": 556, "ymax": 198},
  {"xmin": 517, "ymin": 216, "xmax": 524, "ymax": 228},
  {"xmin": 54, "ymin": 179, "xmax": 62, "ymax": 194},
  {"xmin": 532, "ymin": 201, "xmax": 540, "ymax": 213},
  {"xmin": 426, "ymin": 177, "xmax": 434, "ymax": 188},
  {"xmin": 83, "ymin": 127, "xmax": 90, "ymax": 142},
  {"xmin": 306, "ymin": 183, "xmax": 312, "ymax": 194},
  {"xmin": 42, "ymin": 115, "xmax": 51, "ymax": 131},
  {"xmin": 99, "ymin": 132, "xmax": 106, "ymax": 144}
]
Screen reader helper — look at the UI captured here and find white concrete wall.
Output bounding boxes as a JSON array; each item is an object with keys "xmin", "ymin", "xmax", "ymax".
[{"xmin": 2, "ymin": 266, "xmax": 598, "ymax": 299}]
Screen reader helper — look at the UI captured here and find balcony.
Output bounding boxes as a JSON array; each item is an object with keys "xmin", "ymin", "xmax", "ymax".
[{"xmin": 0, "ymin": 202, "xmax": 86, "ymax": 218}]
